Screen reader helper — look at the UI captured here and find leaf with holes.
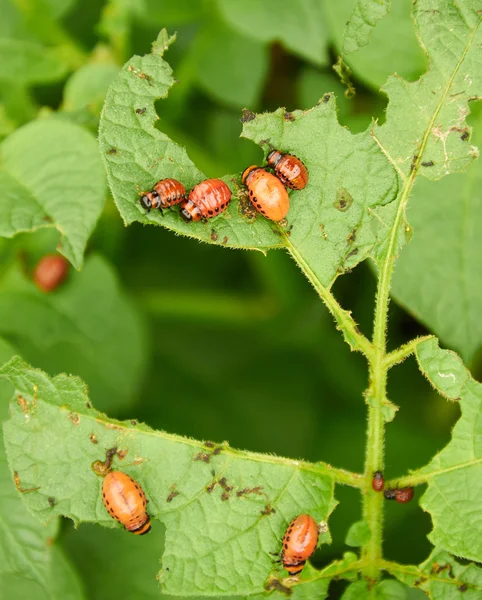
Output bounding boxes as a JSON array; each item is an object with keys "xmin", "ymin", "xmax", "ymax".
[
  {"xmin": 391, "ymin": 108, "xmax": 482, "ymax": 364},
  {"xmin": 372, "ymin": 1, "xmax": 481, "ymax": 181},
  {"xmin": 99, "ymin": 30, "xmax": 398, "ymax": 289},
  {"xmin": 413, "ymin": 338, "xmax": 482, "ymax": 562},
  {"xmin": 0, "ymin": 357, "xmax": 343, "ymax": 596},
  {"xmin": 370, "ymin": 0, "xmax": 481, "ymax": 270},
  {"xmin": 390, "ymin": 547, "xmax": 482, "ymax": 597}
]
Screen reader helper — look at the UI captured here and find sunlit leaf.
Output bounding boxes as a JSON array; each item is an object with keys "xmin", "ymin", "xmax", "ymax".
[
  {"xmin": 1, "ymin": 357, "xmax": 339, "ymax": 596},
  {"xmin": 415, "ymin": 338, "xmax": 482, "ymax": 562},
  {"xmin": 391, "ymin": 109, "xmax": 482, "ymax": 363},
  {"xmin": 99, "ymin": 30, "xmax": 398, "ymax": 289}
]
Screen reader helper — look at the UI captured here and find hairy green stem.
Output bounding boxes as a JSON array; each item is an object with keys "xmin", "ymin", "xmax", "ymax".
[
  {"xmin": 384, "ymin": 335, "xmax": 434, "ymax": 369},
  {"xmin": 286, "ymin": 242, "xmax": 373, "ymax": 358},
  {"xmin": 361, "ymin": 155, "xmax": 419, "ymax": 579}
]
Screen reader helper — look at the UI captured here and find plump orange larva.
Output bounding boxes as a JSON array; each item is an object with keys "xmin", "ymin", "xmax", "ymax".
[
  {"xmin": 101, "ymin": 471, "xmax": 151, "ymax": 535},
  {"xmin": 140, "ymin": 178, "xmax": 186, "ymax": 212},
  {"xmin": 242, "ymin": 166, "xmax": 290, "ymax": 222},
  {"xmin": 34, "ymin": 254, "xmax": 69, "ymax": 293},
  {"xmin": 267, "ymin": 150, "xmax": 309, "ymax": 190},
  {"xmin": 180, "ymin": 179, "xmax": 231, "ymax": 222},
  {"xmin": 281, "ymin": 514, "xmax": 319, "ymax": 576}
]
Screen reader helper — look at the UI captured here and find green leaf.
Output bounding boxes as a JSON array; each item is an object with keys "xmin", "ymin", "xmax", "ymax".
[
  {"xmin": 414, "ymin": 338, "xmax": 482, "ymax": 562},
  {"xmin": 391, "ymin": 108, "xmax": 482, "ymax": 364},
  {"xmin": 369, "ymin": 1, "xmax": 481, "ymax": 273},
  {"xmin": 391, "ymin": 548, "xmax": 482, "ymax": 598},
  {"xmin": 216, "ymin": 0, "xmax": 329, "ymax": 66},
  {"xmin": 0, "ymin": 39, "xmax": 68, "ymax": 84},
  {"xmin": 373, "ymin": 2, "xmax": 481, "ymax": 181},
  {"xmin": 192, "ymin": 17, "xmax": 269, "ymax": 109},
  {"xmin": 0, "ymin": 357, "xmax": 339, "ymax": 596},
  {"xmin": 99, "ymin": 32, "xmax": 398, "ymax": 289},
  {"xmin": 0, "ymin": 431, "xmax": 83, "ymax": 600},
  {"xmin": 244, "ymin": 554, "xmax": 359, "ymax": 600},
  {"xmin": 0, "ymin": 254, "xmax": 146, "ymax": 413},
  {"xmin": 345, "ymin": 520, "xmax": 371, "ymax": 547},
  {"xmin": 62, "ymin": 62, "xmax": 120, "ymax": 114},
  {"xmin": 0, "ymin": 118, "xmax": 106, "ymax": 269},
  {"xmin": 342, "ymin": 0, "xmax": 391, "ymax": 55},
  {"xmin": 342, "ymin": 579, "xmax": 414, "ymax": 599},
  {"xmin": 326, "ymin": 0, "xmax": 426, "ymax": 90}
]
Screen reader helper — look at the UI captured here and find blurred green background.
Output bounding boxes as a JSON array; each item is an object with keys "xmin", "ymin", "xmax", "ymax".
[{"xmin": 0, "ymin": 0, "xmax": 473, "ymax": 598}]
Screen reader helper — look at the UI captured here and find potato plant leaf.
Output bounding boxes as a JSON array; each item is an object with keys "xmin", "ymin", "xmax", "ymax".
[
  {"xmin": 216, "ymin": 0, "xmax": 329, "ymax": 66},
  {"xmin": 341, "ymin": 579, "xmax": 414, "ymax": 599},
  {"xmin": 0, "ymin": 254, "xmax": 146, "ymax": 413},
  {"xmin": 326, "ymin": 0, "xmax": 426, "ymax": 91},
  {"xmin": 0, "ymin": 357, "xmax": 341, "ymax": 596},
  {"xmin": 342, "ymin": 0, "xmax": 391, "ymax": 55},
  {"xmin": 415, "ymin": 338, "xmax": 482, "ymax": 562},
  {"xmin": 99, "ymin": 30, "xmax": 399, "ymax": 289},
  {"xmin": 0, "ymin": 38, "xmax": 69, "ymax": 84},
  {"xmin": 391, "ymin": 108, "xmax": 482, "ymax": 364},
  {"xmin": 191, "ymin": 17, "xmax": 269, "ymax": 110},
  {"xmin": 391, "ymin": 547, "xmax": 482, "ymax": 598},
  {"xmin": 0, "ymin": 118, "xmax": 106, "ymax": 269},
  {"xmin": 0, "ymin": 431, "xmax": 83, "ymax": 600},
  {"xmin": 373, "ymin": 1, "xmax": 481, "ymax": 182},
  {"xmin": 370, "ymin": 0, "xmax": 481, "ymax": 267},
  {"xmin": 243, "ymin": 554, "xmax": 359, "ymax": 600}
]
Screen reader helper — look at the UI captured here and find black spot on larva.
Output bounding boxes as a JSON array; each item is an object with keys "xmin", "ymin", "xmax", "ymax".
[{"xmin": 322, "ymin": 94, "xmax": 331, "ymax": 103}]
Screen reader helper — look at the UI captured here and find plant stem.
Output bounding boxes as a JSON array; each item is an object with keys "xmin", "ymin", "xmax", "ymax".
[
  {"xmin": 286, "ymin": 242, "xmax": 373, "ymax": 358},
  {"xmin": 361, "ymin": 167, "xmax": 419, "ymax": 579},
  {"xmin": 384, "ymin": 335, "xmax": 434, "ymax": 369}
]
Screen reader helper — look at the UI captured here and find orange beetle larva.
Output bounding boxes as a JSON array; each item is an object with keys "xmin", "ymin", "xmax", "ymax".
[
  {"xmin": 267, "ymin": 150, "xmax": 309, "ymax": 190},
  {"xmin": 395, "ymin": 487, "xmax": 414, "ymax": 504},
  {"xmin": 101, "ymin": 471, "xmax": 151, "ymax": 535},
  {"xmin": 372, "ymin": 471, "xmax": 384, "ymax": 492},
  {"xmin": 34, "ymin": 254, "xmax": 69, "ymax": 293},
  {"xmin": 242, "ymin": 166, "xmax": 290, "ymax": 222},
  {"xmin": 180, "ymin": 179, "xmax": 231, "ymax": 222},
  {"xmin": 140, "ymin": 178, "xmax": 186, "ymax": 212},
  {"xmin": 281, "ymin": 514, "xmax": 319, "ymax": 576}
]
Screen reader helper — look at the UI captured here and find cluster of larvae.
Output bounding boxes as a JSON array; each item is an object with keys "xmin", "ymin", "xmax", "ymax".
[{"xmin": 139, "ymin": 150, "xmax": 309, "ymax": 223}]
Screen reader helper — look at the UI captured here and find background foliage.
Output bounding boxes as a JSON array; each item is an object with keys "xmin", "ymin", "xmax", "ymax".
[{"xmin": 0, "ymin": 0, "xmax": 481, "ymax": 598}]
